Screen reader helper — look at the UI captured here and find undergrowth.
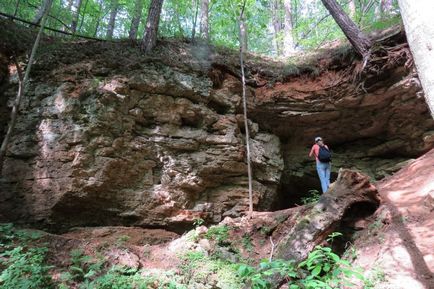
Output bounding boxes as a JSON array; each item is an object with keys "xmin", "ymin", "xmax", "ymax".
[{"xmin": 0, "ymin": 223, "xmax": 368, "ymax": 289}]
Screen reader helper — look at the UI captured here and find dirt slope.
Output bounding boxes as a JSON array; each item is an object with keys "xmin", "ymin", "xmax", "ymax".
[{"xmin": 351, "ymin": 148, "xmax": 434, "ymax": 288}]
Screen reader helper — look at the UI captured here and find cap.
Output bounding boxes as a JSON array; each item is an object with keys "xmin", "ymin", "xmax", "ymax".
[{"xmin": 315, "ymin": 137, "xmax": 322, "ymax": 142}]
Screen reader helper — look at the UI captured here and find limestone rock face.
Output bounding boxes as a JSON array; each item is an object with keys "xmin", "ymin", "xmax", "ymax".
[
  {"xmin": 0, "ymin": 60, "xmax": 283, "ymax": 230},
  {"xmin": 1, "ymin": 36, "xmax": 433, "ymax": 230}
]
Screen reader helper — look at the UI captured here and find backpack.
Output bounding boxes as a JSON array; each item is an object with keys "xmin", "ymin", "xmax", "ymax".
[{"xmin": 318, "ymin": 146, "xmax": 331, "ymax": 163}]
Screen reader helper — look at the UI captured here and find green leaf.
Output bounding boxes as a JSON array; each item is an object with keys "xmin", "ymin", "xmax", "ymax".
[{"xmin": 311, "ymin": 265, "xmax": 322, "ymax": 276}]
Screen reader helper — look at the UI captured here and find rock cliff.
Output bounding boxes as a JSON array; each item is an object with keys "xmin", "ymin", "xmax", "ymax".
[{"xmin": 0, "ymin": 26, "xmax": 433, "ymax": 231}]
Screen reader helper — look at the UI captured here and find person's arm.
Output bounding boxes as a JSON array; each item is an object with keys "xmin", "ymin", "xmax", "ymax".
[{"xmin": 309, "ymin": 145, "xmax": 315, "ymax": 157}]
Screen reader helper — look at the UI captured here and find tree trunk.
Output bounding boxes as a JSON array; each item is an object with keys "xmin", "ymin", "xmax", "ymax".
[
  {"xmin": 380, "ymin": 0, "xmax": 393, "ymax": 18},
  {"xmin": 239, "ymin": 16, "xmax": 248, "ymax": 53},
  {"xmin": 33, "ymin": 0, "xmax": 53, "ymax": 25},
  {"xmin": 191, "ymin": 0, "xmax": 199, "ymax": 40},
  {"xmin": 283, "ymin": 0, "xmax": 295, "ymax": 56},
  {"xmin": 0, "ymin": 1, "xmax": 51, "ymax": 175},
  {"xmin": 141, "ymin": 0, "xmax": 164, "ymax": 53},
  {"xmin": 13, "ymin": 0, "xmax": 20, "ymax": 17},
  {"xmin": 275, "ymin": 169, "xmax": 380, "ymax": 260},
  {"xmin": 106, "ymin": 0, "xmax": 119, "ymax": 39},
  {"xmin": 199, "ymin": 0, "xmax": 209, "ymax": 41},
  {"xmin": 78, "ymin": 0, "xmax": 89, "ymax": 33},
  {"xmin": 269, "ymin": 169, "xmax": 380, "ymax": 287},
  {"xmin": 271, "ymin": 0, "xmax": 282, "ymax": 56},
  {"xmin": 320, "ymin": 0, "xmax": 371, "ymax": 58},
  {"xmin": 129, "ymin": 0, "xmax": 144, "ymax": 40},
  {"xmin": 348, "ymin": 0, "xmax": 356, "ymax": 19},
  {"xmin": 238, "ymin": 2, "xmax": 253, "ymax": 215},
  {"xmin": 398, "ymin": 0, "xmax": 434, "ymax": 118},
  {"xmin": 71, "ymin": 0, "xmax": 83, "ymax": 34},
  {"xmin": 93, "ymin": 0, "xmax": 103, "ymax": 38}
]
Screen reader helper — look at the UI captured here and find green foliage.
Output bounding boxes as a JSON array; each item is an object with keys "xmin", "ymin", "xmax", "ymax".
[
  {"xmin": 205, "ymin": 225, "xmax": 229, "ymax": 244},
  {"xmin": 301, "ymin": 189, "xmax": 321, "ymax": 205},
  {"xmin": 179, "ymin": 250, "xmax": 243, "ymax": 288},
  {"xmin": 68, "ymin": 249, "xmax": 104, "ymax": 282},
  {"xmin": 0, "ymin": 246, "xmax": 54, "ymax": 289},
  {"xmin": 242, "ymin": 233, "xmax": 254, "ymax": 252},
  {"xmin": 237, "ymin": 243, "xmax": 366, "ymax": 289},
  {"xmin": 0, "ymin": 0, "xmax": 402, "ymax": 55},
  {"xmin": 193, "ymin": 217, "xmax": 204, "ymax": 227},
  {"xmin": 0, "ymin": 224, "xmax": 53, "ymax": 289}
]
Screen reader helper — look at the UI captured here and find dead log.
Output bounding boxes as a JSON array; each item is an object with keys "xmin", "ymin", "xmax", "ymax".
[{"xmin": 271, "ymin": 168, "xmax": 380, "ymax": 287}]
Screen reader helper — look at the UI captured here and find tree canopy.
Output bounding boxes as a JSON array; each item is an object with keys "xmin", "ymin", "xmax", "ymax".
[{"xmin": 0, "ymin": 0, "xmax": 401, "ymax": 55}]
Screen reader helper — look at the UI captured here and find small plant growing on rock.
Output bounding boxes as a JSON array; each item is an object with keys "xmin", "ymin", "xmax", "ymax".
[
  {"xmin": 193, "ymin": 218, "xmax": 205, "ymax": 227},
  {"xmin": 205, "ymin": 225, "xmax": 229, "ymax": 245},
  {"xmin": 301, "ymin": 189, "xmax": 321, "ymax": 205},
  {"xmin": 242, "ymin": 234, "xmax": 254, "ymax": 252}
]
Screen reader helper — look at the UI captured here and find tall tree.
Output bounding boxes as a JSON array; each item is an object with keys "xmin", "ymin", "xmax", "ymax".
[
  {"xmin": 283, "ymin": 0, "xmax": 295, "ymax": 56},
  {"xmin": 271, "ymin": 0, "xmax": 282, "ymax": 55},
  {"xmin": 32, "ymin": 0, "xmax": 53, "ymax": 25},
  {"xmin": 380, "ymin": 0, "xmax": 393, "ymax": 19},
  {"xmin": 78, "ymin": 0, "xmax": 89, "ymax": 33},
  {"xmin": 93, "ymin": 0, "xmax": 104, "ymax": 38},
  {"xmin": 348, "ymin": 0, "xmax": 356, "ymax": 19},
  {"xmin": 13, "ymin": 0, "xmax": 20, "ymax": 17},
  {"xmin": 199, "ymin": 0, "xmax": 209, "ymax": 41},
  {"xmin": 320, "ymin": 0, "xmax": 371, "ymax": 58},
  {"xmin": 398, "ymin": 0, "xmax": 434, "ymax": 118},
  {"xmin": 191, "ymin": 0, "xmax": 200, "ymax": 40},
  {"xmin": 129, "ymin": 0, "xmax": 144, "ymax": 40},
  {"xmin": 106, "ymin": 0, "xmax": 119, "ymax": 39},
  {"xmin": 71, "ymin": 0, "xmax": 83, "ymax": 34},
  {"xmin": 238, "ymin": 0, "xmax": 253, "ymax": 216},
  {"xmin": 0, "ymin": 0, "xmax": 51, "ymax": 174},
  {"xmin": 141, "ymin": 0, "xmax": 164, "ymax": 53},
  {"xmin": 239, "ymin": 15, "xmax": 248, "ymax": 53}
]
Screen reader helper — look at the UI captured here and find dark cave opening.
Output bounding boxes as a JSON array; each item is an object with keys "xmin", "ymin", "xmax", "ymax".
[
  {"xmin": 271, "ymin": 170, "xmax": 339, "ymax": 210},
  {"xmin": 330, "ymin": 201, "xmax": 379, "ymax": 256}
]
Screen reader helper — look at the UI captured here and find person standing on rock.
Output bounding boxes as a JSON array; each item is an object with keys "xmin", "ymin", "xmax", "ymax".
[{"xmin": 309, "ymin": 136, "xmax": 331, "ymax": 193}]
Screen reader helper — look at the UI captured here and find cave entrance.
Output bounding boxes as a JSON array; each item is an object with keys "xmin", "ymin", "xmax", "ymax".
[
  {"xmin": 330, "ymin": 201, "xmax": 379, "ymax": 256},
  {"xmin": 272, "ymin": 170, "xmax": 339, "ymax": 210}
]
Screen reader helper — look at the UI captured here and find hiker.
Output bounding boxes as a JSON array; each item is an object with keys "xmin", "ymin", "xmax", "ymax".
[{"xmin": 309, "ymin": 136, "xmax": 331, "ymax": 193}]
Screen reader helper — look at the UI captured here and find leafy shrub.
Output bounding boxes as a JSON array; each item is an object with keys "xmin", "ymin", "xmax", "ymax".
[
  {"xmin": 237, "ymin": 245, "xmax": 365, "ymax": 289},
  {"xmin": 301, "ymin": 190, "xmax": 321, "ymax": 205},
  {"xmin": 0, "ymin": 246, "xmax": 54, "ymax": 289},
  {"xmin": 205, "ymin": 225, "xmax": 229, "ymax": 244}
]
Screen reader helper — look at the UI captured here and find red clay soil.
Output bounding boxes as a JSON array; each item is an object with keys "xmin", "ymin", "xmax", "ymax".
[{"xmin": 352, "ymin": 148, "xmax": 434, "ymax": 289}]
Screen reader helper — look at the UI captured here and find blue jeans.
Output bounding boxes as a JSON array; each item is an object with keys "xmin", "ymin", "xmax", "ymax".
[{"xmin": 316, "ymin": 161, "xmax": 331, "ymax": 193}]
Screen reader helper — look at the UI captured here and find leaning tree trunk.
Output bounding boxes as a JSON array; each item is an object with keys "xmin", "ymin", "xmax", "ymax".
[
  {"xmin": 320, "ymin": 0, "xmax": 371, "ymax": 58},
  {"xmin": 129, "ymin": 0, "xmax": 144, "ymax": 40},
  {"xmin": 283, "ymin": 0, "xmax": 295, "ymax": 56},
  {"xmin": 270, "ymin": 169, "xmax": 380, "ymax": 287},
  {"xmin": 106, "ymin": 0, "xmax": 119, "ymax": 39},
  {"xmin": 398, "ymin": 0, "xmax": 434, "ymax": 118},
  {"xmin": 141, "ymin": 0, "xmax": 164, "ymax": 53},
  {"xmin": 199, "ymin": 0, "xmax": 209, "ymax": 41},
  {"xmin": 71, "ymin": 0, "xmax": 83, "ymax": 34},
  {"xmin": 0, "ymin": 1, "xmax": 51, "ymax": 175},
  {"xmin": 275, "ymin": 169, "xmax": 380, "ymax": 261}
]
